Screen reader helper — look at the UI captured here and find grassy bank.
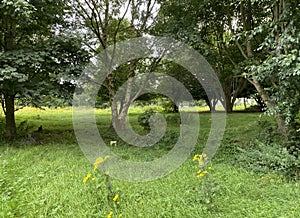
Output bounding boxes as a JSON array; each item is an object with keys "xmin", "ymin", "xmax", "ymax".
[{"xmin": 0, "ymin": 108, "xmax": 299, "ymax": 217}]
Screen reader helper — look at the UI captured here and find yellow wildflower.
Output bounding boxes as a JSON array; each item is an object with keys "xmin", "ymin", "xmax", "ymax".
[
  {"xmin": 93, "ymin": 155, "xmax": 110, "ymax": 171},
  {"xmin": 198, "ymin": 159, "xmax": 204, "ymax": 166},
  {"xmin": 107, "ymin": 211, "xmax": 113, "ymax": 218},
  {"xmin": 105, "ymin": 171, "xmax": 110, "ymax": 175},
  {"xmin": 193, "ymin": 154, "xmax": 201, "ymax": 161},
  {"xmin": 83, "ymin": 173, "xmax": 92, "ymax": 183},
  {"xmin": 93, "ymin": 157, "xmax": 104, "ymax": 170},
  {"xmin": 113, "ymin": 194, "xmax": 119, "ymax": 202},
  {"xmin": 196, "ymin": 170, "xmax": 208, "ymax": 178}
]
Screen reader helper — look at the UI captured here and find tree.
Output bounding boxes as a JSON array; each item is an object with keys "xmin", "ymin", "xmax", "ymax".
[
  {"xmin": 228, "ymin": 0, "xmax": 300, "ymax": 134},
  {"xmin": 0, "ymin": 0, "xmax": 89, "ymax": 138},
  {"xmin": 158, "ymin": 0, "xmax": 299, "ymax": 133},
  {"xmin": 71, "ymin": 0, "xmax": 160, "ymax": 130},
  {"xmin": 156, "ymin": 0, "xmax": 250, "ymax": 112}
]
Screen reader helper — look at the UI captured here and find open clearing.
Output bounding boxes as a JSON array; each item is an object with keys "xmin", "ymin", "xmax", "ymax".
[{"xmin": 0, "ymin": 108, "xmax": 299, "ymax": 217}]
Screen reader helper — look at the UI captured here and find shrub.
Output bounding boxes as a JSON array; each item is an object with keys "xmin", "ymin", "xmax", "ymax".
[
  {"xmin": 238, "ymin": 142, "xmax": 299, "ymax": 177},
  {"xmin": 138, "ymin": 109, "xmax": 156, "ymax": 130},
  {"xmin": 237, "ymin": 116, "xmax": 300, "ymax": 179},
  {"xmin": 166, "ymin": 115, "xmax": 180, "ymax": 125}
]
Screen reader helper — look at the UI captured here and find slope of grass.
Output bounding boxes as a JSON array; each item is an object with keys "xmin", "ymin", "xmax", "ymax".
[{"xmin": 0, "ymin": 108, "xmax": 299, "ymax": 217}]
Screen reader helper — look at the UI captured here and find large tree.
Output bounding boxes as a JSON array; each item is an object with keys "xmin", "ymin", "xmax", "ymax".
[
  {"xmin": 0, "ymin": 0, "xmax": 89, "ymax": 138},
  {"xmin": 228, "ymin": 0, "xmax": 300, "ymax": 134},
  {"xmin": 71, "ymin": 0, "xmax": 160, "ymax": 130},
  {"xmin": 156, "ymin": 0, "xmax": 250, "ymax": 112},
  {"xmin": 158, "ymin": 0, "xmax": 299, "ymax": 134}
]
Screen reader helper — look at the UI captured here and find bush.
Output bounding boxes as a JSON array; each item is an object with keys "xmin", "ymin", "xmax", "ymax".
[
  {"xmin": 245, "ymin": 105, "xmax": 264, "ymax": 112},
  {"xmin": 158, "ymin": 98, "xmax": 177, "ymax": 113},
  {"xmin": 237, "ymin": 116, "xmax": 300, "ymax": 179},
  {"xmin": 238, "ymin": 142, "xmax": 299, "ymax": 177},
  {"xmin": 166, "ymin": 115, "xmax": 180, "ymax": 125},
  {"xmin": 138, "ymin": 109, "xmax": 157, "ymax": 130}
]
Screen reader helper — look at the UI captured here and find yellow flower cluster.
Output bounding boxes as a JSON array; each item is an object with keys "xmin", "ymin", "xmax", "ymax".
[
  {"xmin": 83, "ymin": 155, "xmax": 110, "ymax": 183},
  {"xmin": 113, "ymin": 194, "xmax": 120, "ymax": 205},
  {"xmin": 83, "ymin": 173, "xmax": 92, "ymax": 183},
  {"xmin": 193, "ymin": 153, "xmax": 213, "ymax": 178},
  {"xmin": 197, "ymin": 170, "xmax": 208, "ymax": 178},
  {"xmin": 107, "ymin": 211, "xmax": 113, "ymax": 218},
  {"xmin": 106, "ymin": 211, "xmax": 122, "ymax": 218},
  {"xmin": 94, "ymin": 155, "xmax": 110, "ymax": 171},
  {"xmin": 193, "ymin": 153, "xmax": 208, "ymax": 166}
]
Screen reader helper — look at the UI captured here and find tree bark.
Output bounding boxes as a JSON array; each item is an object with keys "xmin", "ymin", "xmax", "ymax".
[
  {"xmin": 237, "ymin": 0, "xmax": 287, "ymax": 133},
  {"xmin": 2, "ymin": 13, "xmax": 17, "ymax": 137},
  {"xmin": 4, "ymin": 94, "xmax": 17, "ymax": 138}
]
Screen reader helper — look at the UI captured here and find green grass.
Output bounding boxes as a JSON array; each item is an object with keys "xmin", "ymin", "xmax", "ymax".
[{"xmin": 0, "ymin": 108, "xmax": 299, "ymax": 217}]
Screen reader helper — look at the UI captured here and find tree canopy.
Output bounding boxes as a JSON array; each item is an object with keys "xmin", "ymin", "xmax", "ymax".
[{"xmin": 0, "ymin": 0, "xmax": 89, "ymax": 137}]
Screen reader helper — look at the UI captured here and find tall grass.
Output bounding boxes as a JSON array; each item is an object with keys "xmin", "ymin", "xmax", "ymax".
[{"xmin": 0, "ymin": 108, "xmax": 299, "ymax": 217}]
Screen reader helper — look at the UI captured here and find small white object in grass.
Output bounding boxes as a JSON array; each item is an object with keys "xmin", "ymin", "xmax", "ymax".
[{"xmin": 110, "ymin": 141, "xmax": 117, "ymax": 146}]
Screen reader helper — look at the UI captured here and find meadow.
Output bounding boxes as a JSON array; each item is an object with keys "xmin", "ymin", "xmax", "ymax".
[{"xmin": 0, "ymin": 107, "xmax": 299, "ymax": 217}]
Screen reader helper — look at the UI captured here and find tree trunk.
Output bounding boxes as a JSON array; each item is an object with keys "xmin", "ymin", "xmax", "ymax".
[
  {"xmin": 234, "ymin": 0, "xmax": 288, "ymax": 134},
  {"xmin": 109, "ymin": 61, "xmax": 136, "ymax": 131},
  {"xmin": 250, "ymin": 76, "xmax": 287, "ymax": 133},
  {"xmin": 4, "ymin": 94, "xmax": 17, "ymax": 138},
  {"xmin": 173, "ymin": 103, "xmax": 179, "ymax": 113}
]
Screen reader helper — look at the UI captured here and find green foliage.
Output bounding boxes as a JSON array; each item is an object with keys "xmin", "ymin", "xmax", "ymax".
[
  {"xmin": 244, "ymin": 105, "xmax": 265, "ymax": 112},
  {"xmin": 158, "ymin": 98, "xmax": 176, "ymax": 113},
  {"xmin": 237, "ymin": 116, "xmax": 300, "ymax": 179},
  {"xmin": 166, "ymin": 114, "xmax": 180, "ymax": 125},
  {"xmin": 0, "ymin": 0, "xmax": 90, "ymax": 137},
  {"xmin": 238, "ymin": 142, "xmax": 299, "ymax": 179},
  {"xmin": 137, "ymin": 109, "xmax": 157, "ymax": 130}
]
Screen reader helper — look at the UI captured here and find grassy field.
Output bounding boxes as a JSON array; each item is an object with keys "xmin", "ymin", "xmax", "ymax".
[{"xmin": 0, "ymin": 108, "xmax": 299, "ymax": 217}]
